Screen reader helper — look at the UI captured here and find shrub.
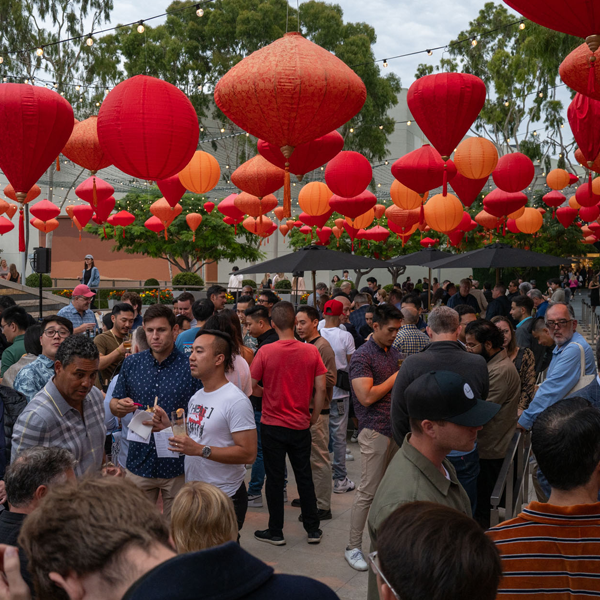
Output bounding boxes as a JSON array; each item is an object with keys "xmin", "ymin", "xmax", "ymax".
[
  {"xmin": 334, "ymin": 279, "xmax": 355, "ymax": 289},
  {"xmin": 383, "ymin": 284, "xmax": 394, "ymax": 293},
  {"xmin": 144, "ymin": 278, "xmax": 160, "ymax": 288},
  {"xmin": 242, "ymin": 279, "xmax": 257, "ymax": 289},
  {"xmin": 172, "ymin": 272, "xmax": 204, "ymax": 290},
  {"xmin": 274, "ymin": 279, "xmax": 292, "ymax": 290},
  {"xmin": 26, "ymin": 273, "xmax": 52, "ymax": 288}
]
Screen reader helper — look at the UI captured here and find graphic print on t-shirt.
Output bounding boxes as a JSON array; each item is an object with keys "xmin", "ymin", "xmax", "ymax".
[{"xmin": 188, "ymin": 403, "xmax": 214, "ymax": 440}]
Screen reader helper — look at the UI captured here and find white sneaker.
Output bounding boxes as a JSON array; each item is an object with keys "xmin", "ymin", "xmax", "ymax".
[
  {"xmin": 247, "ymin": 494, "xmax": 263, "ymax": 508},
  {"xmin": 350, "ymin": 429, "xmax": 359, "ymax": 443},
  {"xmin": 345, "ymin": 547, "xmax": 368, "ymax": 571},
  {"xmin": 346, "ymin": 452, "xmax": 354, "ymax": 461},
  {"xmin": 334, "ymin": 477, "xmax": 356, "ymax": 494}
]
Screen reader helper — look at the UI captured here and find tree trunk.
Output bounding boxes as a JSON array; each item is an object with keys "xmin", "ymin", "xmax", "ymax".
[
  {"xmin": 387, "ymin": 266, "xmax": 406, "ymax": 285},
  {"xmin": 353, "ymin": 268, "xmax": 374, "ymax": 290}
]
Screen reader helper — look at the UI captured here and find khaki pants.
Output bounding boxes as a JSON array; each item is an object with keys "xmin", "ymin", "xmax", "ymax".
[
  {"xmin": 310, "ymin": 414, "xmax": 332, "ymax": 511},
  {"xmin": 126, "ymin": 470, "xmax": 185, "ymax": 521},
  {"xmin": 348, "ymin": 428, "xmax": 398, "ymax": 550}
]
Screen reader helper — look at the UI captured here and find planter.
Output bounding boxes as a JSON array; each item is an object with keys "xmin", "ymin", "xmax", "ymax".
[
  {"xmin": 108, "ymin": 299, "xmax": 117, "ymax": 309},
  {"xmin": 278, "ymin": 293, "xmax": 292, "ymax": 302}
]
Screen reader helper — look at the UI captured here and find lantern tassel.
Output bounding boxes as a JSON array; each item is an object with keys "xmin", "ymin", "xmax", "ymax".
[
  {"xmin": 122, "ymin": 227, "xmax": 125, "ymax": 239},
  {"xmin": 92, "ymin": 176, "xmax": 97, "ymax": 207},
  {"xmin": 18, "ymin": 207, "xmax": 25, "ymax": 252},
  {"xmin": 192, "ymin": 232, "xmax": 196, "ymax": 242},
  {"xmin": 234, "ymin": 224, "xmax": 237, "ymax": 235},
  {"xmin": 71, "ymin": 218, "xmax": 74, "ymax": 228},
  {"xmin": 589, "ymin": 56, "xmax": 597, "ymax": 94},
  {"xmin": 56, "ymin": 156, "xmax": 60, "ymax": 172},
  {"xmin": 442, "ymin": 164, "xmax": 448, "ymax": 196},
  {"xmin": 283, "ymin": 166, "xmax": 291, "ymax": 218},
  {"xmin": 420, "ymin": 202, "xmax": 425, "ymax": 224},
  {"xmin": 79, "ymin": 230, "xmax": 82, "ymax": 241}
]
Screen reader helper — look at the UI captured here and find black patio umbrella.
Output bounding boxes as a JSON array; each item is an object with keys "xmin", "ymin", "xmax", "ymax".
[
  {"xmin": 388, "ymin": 248, "xmax": 454, "ymax": 309},
  {"xmin": 426, "ymin": 243, "xmax": 567, "ymax": 284},
  {"xmin": 234, "ymin": 245, "xmax": 391, "ymax": 295}
]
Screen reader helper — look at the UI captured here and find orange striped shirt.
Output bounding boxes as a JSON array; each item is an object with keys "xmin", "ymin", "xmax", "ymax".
[{"xmin": 487, "ymin": 502, "xmax": 600, "ymax": 599}]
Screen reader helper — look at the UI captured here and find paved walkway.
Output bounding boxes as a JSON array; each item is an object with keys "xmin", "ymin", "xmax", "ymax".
[{"xmin": 240, "ymin": 440, "xmax": 368, "ymax": 600}]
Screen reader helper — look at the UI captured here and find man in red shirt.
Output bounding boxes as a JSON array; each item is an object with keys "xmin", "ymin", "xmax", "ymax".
[{"xmin": 251, "ymin": 301, "xmax": 327, "ymax": 546}]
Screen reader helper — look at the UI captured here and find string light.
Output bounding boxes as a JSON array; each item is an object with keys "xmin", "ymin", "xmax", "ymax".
[
  {"xmin": 75, "ymin": 85, "xmax": 80, "ymax": 91},
  {"xmin": 406, "ymin": 120, "xmax": 411, "ymax": 126},
  {"xmin": 86, "ymin": 36, "xmax": 94, "ymax": 46},
  {"xmin": 349, "ymin": 128, "xmax": 354, "ymax": 133},
  {"xmin": 504, "ymin": 100, "xmax": 509, "ymax": 106},
  {"xmin": 379, "ymin": 124, "xmax": 384, "ymax": 129},
  {"xmin": 539, "ymin": 92, "xmax": 543, "ymax": 97},
  {"xmin": 426, "ymin": 49, "xmax": 432, "ymax": 56},
  {"xmin": 383, "ymin": 59, "xmax": 388, "ymax": 67},
  {"xmin": 519, "ymin": 21, "xmax": 525, "ymax": 30},
  {"xmin": 196, "ymin": 5, "xmax": 204, "ymax": 16},
  {"xmin": 137, "ymin": 21, "xmax": 145, "ymax": 33},
  {"xmin": 0, "ymin": 57, "xmax": 3, "ymax": 64},
  {"xmin": 36, "ymin": 47, "xmax": 44, "ymax": 56},
  {"xmin": 471, "ymin": 38, "xmax": 478, "ymax": 47},
  {"xmin": 220, "ymin": 127, "xmax": 225, "ymax": 132}
]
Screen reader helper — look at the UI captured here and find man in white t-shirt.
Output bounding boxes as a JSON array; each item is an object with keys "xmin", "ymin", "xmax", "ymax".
[
  {"xmin": 153, "ymin": 329, "xmax": 257, "ymax": 530},
  {"xmin": 319, "ymin": 299, "xmax": 356, "ymax": 494}
]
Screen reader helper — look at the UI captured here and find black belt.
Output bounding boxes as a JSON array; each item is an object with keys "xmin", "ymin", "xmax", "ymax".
[{"xmin": 309, "ymin": 409, "xmax": 330, "ymax": 415}]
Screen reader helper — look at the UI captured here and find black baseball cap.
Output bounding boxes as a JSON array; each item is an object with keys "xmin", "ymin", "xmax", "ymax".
[{"xmin": 406, "ymin": 371, "xmax": 500, "ymax": 427}]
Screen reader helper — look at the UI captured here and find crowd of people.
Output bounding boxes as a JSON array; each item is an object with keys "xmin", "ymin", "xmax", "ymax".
[{"xmin": 0, "ymin": 267, "xmax": 598, "ymax": 600}]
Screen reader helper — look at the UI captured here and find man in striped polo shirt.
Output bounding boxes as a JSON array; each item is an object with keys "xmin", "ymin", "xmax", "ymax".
[{"xmin": 488, "ymin": 397, "xmax": 600, "ymax": 599}]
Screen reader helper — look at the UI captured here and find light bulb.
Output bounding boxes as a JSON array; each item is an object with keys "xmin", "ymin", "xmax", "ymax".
[
  {"xmin": 196, "ymin": 6, "xmax": 204, "ymax": 16},
  {"xmin": 377, "ymin": 183, "xmax": 381, "ymax": 187},
  {"xmin": 86, "ymin": 37, "xmax": 94, "ymax": 46},
  {"xmin": 220, "ymin": 127, "xmax": 225, "ymax": 132},
  {"xmin": 539, "ymin": 92, "xmax": 543, "ymax": 97},
  {"xmin": 383, "ymin": 59, "xmax": 388, "ymax": 67},
  {"xmin": 471, "ymin": 39, "xmax": 478, "ymax": 47},
  {"xmin": 76, "ymin": 85, "xmax": 80, "ymax": 91},
  {"xmin": 137, "ymin": 22, "xmax": 145, "ymax": 33},
  {"xmin": 379, "ymin": 124, "xmax": 384, "ymax": 129},
  {"xmin": 426, "ymin": 49, "xmax": 432, "ymax": 56},
  {"xmin": 407, "ymin": 120, "xmax": 411, "ymax": 126},
  {"xmin": 36, "ymin": 47, "xmax": 44, "ymax": 56},
  {"xmin": 519, "ymin": 22, "xmax": 525, "ymax": 30},
  {"xmin": 349, "ymin": 128, "xmax": 354, "ymax": 133},
  {"xmin": 0, "ymin": 57, "xmax": 3, "ymax": 64},
  {"xmin": 504, "ymin": 100, "xmax": 509, "ymax": 106},
  {"xmin": 200, "ymin": 127, "xmax": 204, "ymax": 132},
  {"xmin": 53, "ymin": 82, "xmax": 57, "ymax": 88},
  {"xmin": 533, "ymin": 131, "xmax": 537, "ymax": 136},
  {"xmin": 96, "ymin": 102, "xmax": 100, "ymax": 106}
]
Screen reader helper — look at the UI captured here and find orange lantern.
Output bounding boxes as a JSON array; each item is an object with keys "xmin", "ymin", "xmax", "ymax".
[
  {"xmin": 508, "ymin": 205, "xmax": 526, "ymax": 219},
  {"xmin": 279, "ymin": 223, "xmax": 289, "ymax": 238},
  {"xmin": 5, "ymin": 204, "xmax": 18, "ymax": 220},
  {"xmin": 185, "ymin": 213, "xmax": 203, "ymax": 241},
  {"xmin": 475, "ymin": 210, "xmax": 500, "ymax": 230},
  {"xmin": 390, "ymin": 179, "xmax": 428, "ymax": 210},
  {"xmin": 235, "ymin": 193, "xmax": 278, "ymax": 219},
  {"xmin": 0, "ymin": 199, "xmax": 8, "ymax": 216},
  {"xmin": 569, "ymin": 195, "xmax": 581, "ymax": 210},
  {"xmin": 298, "ymin": 182, "xmax": 332, "ymax": 216},
  {"xmin": 4, "ymin": 184, "xmax": 41, "ymax": 204},
  {"xmin": 31, "ymin": 218, "xmax": 59, "ymax": 234},
  {"xmin": 334, "ymin": 218, "xmax": 345, "ymax": 229},
  {"xmin": 546, "ymin": 168, "xmax": 570, "ymax": 191},
  {"xmin": 583, "ymin": 235, "xmax": 598, "ymax": 244},
  {"xmin": 150, "ymin": 199, "xmax": 182, "ymax": 239},
  {"xmin": 178, "ymin": 151, "xmax": 220, "ymax": 194},
  {"xmin": 515, "ymin": 207, "xmax": 543, "ymax": 234},
  {"xmin": 274, "ymin": 206, "xmax": 285, "ymax": 221},
  {"xmin": 65, "ymin": 205, "xmax": 75, "ymax": 227},
  {"xmin": 243, "ymin": 215, "xmax": 273, "ymax": 235},
  {"xmin": 454, "ymin": 137, "xmax": 498, "ymax": 180},
  {"xmin": 346, "ymin": 208, "xmax": 374, "ymax": 230},
  {"xmin": 385, "ymin": 206, "xmax": 421, "ymax": 233},
  {"xmin": 424, "ymin": 193, "xmax": 463, "ymax": 233},
  {"xmin": 286, "ymin": 219, "xmax": 295, "ymax": 230},
  {"xmin": 374, "ymin": 204, "xmax": 385, "ymax": 219},
  {"xmin": 581, "ymin": 225, "xmax": 594, "ymax": 237},
  {"xmin": 231, "ymin": 155, "xmax": 285, "ymax": 199}
]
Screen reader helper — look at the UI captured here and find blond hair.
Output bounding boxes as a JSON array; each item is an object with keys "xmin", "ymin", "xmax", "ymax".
[{"xmin": 171, "ymin": 482, "xmax": 237, "ymax": 553}]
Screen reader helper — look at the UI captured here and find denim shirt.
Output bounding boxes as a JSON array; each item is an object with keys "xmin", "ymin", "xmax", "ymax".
[{"xmin": 13, "ymin": 355, "xmax": 55, "ymax": 403}]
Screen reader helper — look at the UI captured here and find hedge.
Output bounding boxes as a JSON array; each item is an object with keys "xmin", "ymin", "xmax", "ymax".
[
  {"xmin": 26, "ymin": 273, "xmax": 52, "ymax": 288},
  {"xmin": 172, "ymin": 272, "xmax": 204, "ymax": 289}
]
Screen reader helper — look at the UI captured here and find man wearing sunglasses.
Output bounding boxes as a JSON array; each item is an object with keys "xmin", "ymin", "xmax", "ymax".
[
  {"xmin": 518, "ymin": 302, "xmax": 595, "ymax": 432},
  {"xmin": 14, "ymin": 316, "xmax": 73, "ymax": 402}
]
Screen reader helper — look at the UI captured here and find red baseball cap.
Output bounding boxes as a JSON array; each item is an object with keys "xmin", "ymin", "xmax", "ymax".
[
  {"xmin": 72, "ymin": 284, "xmax": 95, "ymax": 297},
  {"xmin": 323, "ymin": 299, "xmax": 344, "ymax": 316}
]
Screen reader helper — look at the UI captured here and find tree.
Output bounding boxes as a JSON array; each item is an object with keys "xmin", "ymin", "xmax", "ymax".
[
  {"xmin": 85, "ymin": 190, "xmax": 264, "ymax": 273},
  {"xmin": 414, "ymin": 2, "xmax": 580, "ymax": 177}
]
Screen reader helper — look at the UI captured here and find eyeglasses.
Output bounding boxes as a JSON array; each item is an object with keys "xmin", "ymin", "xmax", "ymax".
[
  {"xmin": 43, "ymin": 329, "xmax": 71, "ymax": 338},
  {"xmin": 545, "ymin": 319, "xmax": 572, "ymax": 329},
  {"xmin": 257, "ymin": 299, "xmax": 270, "ymax": 305},
  {"xmin": 367, "ymin": 551, "xmax": 401, "ymax": 600},
  {"xmin": 465, "ymin": 342, "xmax": 481, "ymax": 350}
]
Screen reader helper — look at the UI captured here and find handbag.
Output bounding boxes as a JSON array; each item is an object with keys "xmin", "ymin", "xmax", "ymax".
[
  {"xmin": 566, "ymin": 342, "xmax": 595, "ymax": 396},
  {"xmin": 336, "ymin": 369, "xmax": 351, "ymax": 392}
]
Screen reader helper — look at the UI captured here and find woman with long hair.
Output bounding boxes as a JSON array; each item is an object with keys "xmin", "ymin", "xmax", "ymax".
[
  {"xmin": 8, "ymin": 264, "xmax": 20, "ymax": 284},
  {"xmin": 81, "ymin": 254, "xmax": 100, "ymax": 308},
  {"xmin": 0, "ymin": 259, "xmax": 9, "ymax": 280},
  {"xmin": 491, "ymin": 316, "xmax": 536, "ymax": 414}
]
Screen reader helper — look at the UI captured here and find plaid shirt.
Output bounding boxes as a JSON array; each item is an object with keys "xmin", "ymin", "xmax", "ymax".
[
  {"xmin": 11, "ymin": 379, "xmax": 106, "ymax": 477},
  {"xmin": 13, "ymin": 355, "xmax": 55, "ymax": 403},
  {"xmin": 392, "ymin": 324, "xmax": 430, "ymax": 356},
  {"xmin": 57, "ymin": 303, "xmax": 98, "ymax": 334}
]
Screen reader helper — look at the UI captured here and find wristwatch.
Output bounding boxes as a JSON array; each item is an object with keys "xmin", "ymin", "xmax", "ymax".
[{"xmin": 202, "ymin": 445, "xmax": 212, "ymax": 459}]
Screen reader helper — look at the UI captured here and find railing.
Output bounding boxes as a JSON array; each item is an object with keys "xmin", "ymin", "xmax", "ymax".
[
  {"xmin": 490, "ymin": 430, "xmax": 532, "ymax": 527},
  {"xmin": 580, "ymin": 300, "xmax": 600, "ymax": 346}
]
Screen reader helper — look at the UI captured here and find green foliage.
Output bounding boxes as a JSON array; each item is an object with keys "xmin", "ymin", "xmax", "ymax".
[
  {"xmin": 274, "ymin": 279, "xmax": 292, "ymax": 290},
  {"xmin": 86, "ymin": 190, "xmax": 263, "ymax": 272},
  {"xmin": 242, "ymin": 279, "xmax": 257, "ymax": 289},
  {"xmin": 144, "ymin": 278, "xmax": 160, "ymax": 287},
  {"xmin": 172, "ymin": 272, "xmax": 205, "ymax": 289},
  {"xmin": 383, "ymin": 284, "xmax": 394, "ymax": 293},
  {"xmin": 26, "ymin": 273, "xmax": 52, "ymax": 288}
]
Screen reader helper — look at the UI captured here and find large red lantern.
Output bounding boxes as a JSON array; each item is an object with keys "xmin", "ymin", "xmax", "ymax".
[
  {"xmin": 483, "ymin": 189, "xmax": 528, "ymax": 218},
  {"xmin": 568, "ymin": 93, "xmax": 600, "ymax": 172},
  {"xmin": 580, "ymin": 204, "xmax": 600, "ymax": 222},
  {"xmin": 75, "ymin": 176, "xmax": 114, "ymax": 208},
  {"xmin": 556, "ymin": 206, "xmax": 578, "ymax": 228},
  {"xmin": 214, "ymin": 32, "xmax": 366, "ymax": 217},
  {"xmin": 492, "ymin": 153, "xmax": 535, "ymax": 193},
  {"xmin": 61, "ymin": 116, "xmax": 112, "ymax": 173},
  {"xmin": 576, "ymin": 182, "xmax": 600, "ymax": 207},
  {"xmin": 0, "ymin": 84, "xmax": 74, "ymax": 251},
  {"xmin": 298, "ymin": 210, "xmax": 334, "ymax": 229},
  {"xmin": 392, "ymin": 145, "xmax": 457, "ymax": 196},
  {"xmin": 543, "ymin": 190, "xmax": 566, "ymax": 216},
  {"xmin": 325, "ymin": 151, "xmax": 372, "ymax": 198},
  {"xmin": 450, "ymin": 172, "xmax": 488, "ymax": 207},
  {"xmin": 231, "ymin": 155, "xmax": 285, "ymax": 198},
  {"xmin": 257, "ymin": 131, "xmax": 344, "ymax": 178},
  {"xmin": 329, "ymin": 190, "xmax": 377, "ymax": 219},
  {"xmin": 30, "ymin": 199, "xmax": 60, "ymax": 223},
  {"xmin": 98, "ymin": 75, "xmax": 199, "ymax": 180}
]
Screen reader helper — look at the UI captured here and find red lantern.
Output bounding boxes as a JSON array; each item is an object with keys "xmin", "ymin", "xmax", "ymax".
[
  {"xmin": 407, "ymin": 73, "xmax": 486, "ymax": 160},
  {"xmin": 258, "ymin": 131, "xmax": 344, "ymax": 177},
  {"xmin": 325, "ymin": 151, "xmax": 372, "ymax": 198},
  {"xmin": 273, "ymin": 207, "xmax": 285, "ymax": 221},
  {"xmin": 363, "ymin": 225, "xmax": 390, "ymax": 243},
  {"xmin": 483, "ymin": 189, "xmax": 528, "ymax": 218},
  {"xmin": 385, "ymin": 205, "xmax": 421, "ymax": 232},
  {"xmin": 95, "ymin": 197, "xmax": 115, "ymax": 222},
  {"xmin": 475, "ymin": 210, "xmax": 500, "ymax": 230},
  {"xmin": 0, "ymin": 199, "xmax": 8, "ymax": 217},
  {"xmin": 556, "ymin": 206, "xmax": 578, "ymax": 228},
  {"xmin": 576, "ymin": 182, "xmax": 600, "ymax": 207},
  {"xmin": 492, "ymin": 153, "xmax": 535, "ymax": 192},
  {"xmin": 316, "ymin": 226, "xmax": 333, "ymax": 245},
  {"xmin": 186, "ymin": 213, "xmax": 203, "ymax": 242},
  {"xmin": 329, "ymin": 190, "xmax": 377, "ymax": 219},
  {"xmin": 299, "ymin": 210, "xmax": 334, "ymax": 229},
  {"xmin": 72, "ymin": 205, "xmax": 94, "ymax": 228},
  {"xmin": 61, "ymin": 116, "xmax": 112, "ymax": 172},
  {"xmin": 568, "ymin": 93, "xmax": 600, "ymax": 175},
  {"xmin": 332, "ymin": 225, "xmax": 343, "ymax": 240},
  {"xmin": 569, "ymin": 173, "xmax": 580, "ymax": 185},
  {"xmin": 111, "ymin": 210, "xmax": 135, "ymax": 238},
  {"xmin": 447, "ymin": 229, "xmax": 464, "ymax": 247},
  {"xmin": 543, "ymin": 190, "xmax": 566, "ymax": 216},
  {"xmin": 30, "ymin": 199, "xmax": 60, "ymax": 222},
  {"xmin": 420, "ymin": 237, "xmax": 438, "ymax": 248},
  {"xmin": 589, "ymin": 222, "xmax": 600, "ymax": 235},
  {"xmin": 392, "ymin": 145, "xmax": 457, "ymax": 196},
  {"xmin": 75, "ymin": 176, "xmax": 114, "ymax": 208},
  {"xmin": 214, "ymin": 32, "xmax": 366, "ymax": 217},
  {"xmin": 5, "ymin": 204, "xmax": 17, "ymax": 220},
  {"xmin": 449, "ymin": 173, "xmax": 488, "ymax": 207},
  {"xmin": 580, "ymin": 204, "xmax": 600, "ymax": 222},
  {"xmin": 145, "ymin": 216, "xmax": 165, "ymax": 235},
  {"xmin": 204, "ymin": 202, "xmax": 215, "ymax": 214},
  {"xmin": 218, "ymin": 194, "xmax": 244, "ymax": 221},
  {"xmin": 0, "ymin": 217, "xmax": 14, "ymax": 235},
  {"xmin": 457, "ymin": 212, "xmax": 472, "ymax": 232},
  {"xmin": 374, "ymin": 204, "xmax": 386, "ymax": 219},
  {"xmin": 4, "ymin": 184, "xmax": 41, "ymax": 205},
  {"xmin": 98, "ymin": 75, "xmax": 199, "ymax": 180},
  {"xmin": 506, "ymin": 218, "xmax": 521, "ymax": 234},
  {"xmin": 279, "ymin": 224, "xmax": 290, "ymax": 238},
  {"xmin": 157, "ymin": 175, "xmax": 187, "ymax": 208},
  {"xmin": 231, "ymin": 155, "xmax": 285, "ymax": 198},
  {"xmin": 299, "ymin": 224, "xmax": 313, "ymax": 236}
]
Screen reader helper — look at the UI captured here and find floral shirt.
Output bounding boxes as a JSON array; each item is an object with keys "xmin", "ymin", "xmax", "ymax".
[{"xmin": 14, "ymin": 355, "xmax": 55, "ymax": 403}]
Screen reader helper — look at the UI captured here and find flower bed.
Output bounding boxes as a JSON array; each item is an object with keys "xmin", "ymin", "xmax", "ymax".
[
  {"xmin": 53, "ymin": 289, "xmax": 73, "ymax": 299},
  {"xmin": 141, "ymin": 288, "xmax": 174, "ymax": 305}
]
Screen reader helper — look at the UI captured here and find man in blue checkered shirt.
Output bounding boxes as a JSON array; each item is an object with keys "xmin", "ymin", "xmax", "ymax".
[{"xmin": 392, "ymin": 307, "xmax": 429, "ymax": 355}]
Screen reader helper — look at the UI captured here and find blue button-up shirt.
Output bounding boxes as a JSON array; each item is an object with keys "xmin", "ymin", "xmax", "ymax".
[
  {"xmin": 57, "ymin": 303, "xmax": 98, "ymax": 334},
  {"xmin": 519, "ymin": 331, "xmax": 596, "ymax": 430},
  {"xmin": 112, "ymin": 348, "xmax": 203, "ymax": 479},
  {"xmin": 13, "ymin": 355, "xmax": 55, "ymax": 403}
]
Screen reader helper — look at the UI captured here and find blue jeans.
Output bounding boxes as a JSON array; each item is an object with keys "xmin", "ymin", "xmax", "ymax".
[
  {"xmin": 448, "ymin": 448, "xmax": 480, "ymax": 517},
  {"xmin": 248, "ymin": 410, "xmax": 264, "ymax": 496},
  {"xmin": 329, "ymin": 396, "xmax": 350, "ymax": 481}
]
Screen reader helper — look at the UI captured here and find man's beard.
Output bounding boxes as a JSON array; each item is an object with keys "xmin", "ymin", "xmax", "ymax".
[{"xmin": 480, "ymin": 347, "xmax": 492, "ymax": 362}]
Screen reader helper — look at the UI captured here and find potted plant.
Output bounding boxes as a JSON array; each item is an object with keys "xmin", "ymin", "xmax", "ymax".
[
  {"xmin": 107, "ymin": 290, "xmax": 124, "ymax": 309},
  {"xmin": 274, "ymin": 279, "xmax": 292, "ymax": 302}
]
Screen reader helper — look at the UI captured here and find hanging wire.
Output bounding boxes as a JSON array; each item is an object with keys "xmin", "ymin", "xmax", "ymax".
[
  {"xmin": 296, "ymin": 0, "xmax": 300, "ymax": 32},
  {"xmin": 286, "ymin": 1, "xmax": 289, "ymax": 34}
]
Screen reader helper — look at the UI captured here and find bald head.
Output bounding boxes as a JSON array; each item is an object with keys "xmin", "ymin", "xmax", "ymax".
[
  {"xmin": 337, "ymin": 295, "xmax": 351, "ymax": 324},
  {"xmin": 401, "ymin": 306, "xmax": 419, "ymax": 325}
]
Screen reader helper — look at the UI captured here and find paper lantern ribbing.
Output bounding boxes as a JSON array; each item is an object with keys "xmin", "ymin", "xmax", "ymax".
[
  {"xmin": 235, "ymin": 193, "xmax": 278, "ymax": 219},
  {"xmin": 61, "ymin": 116, "xmax": 112, "ymax": 173},
  {"xmin": 231, "ymin": 154, "xmax": 285, "ymax": 198},
  {"xmin": 178, "ymin": 151, "xmax": 220, "ymax": 195},
  {"xmin": 483, "ymin": 189, "xmax": 528, "ymax": 218},
  {"xmin": 97, "ymin": 75, "xmax": 199, "ymax": 180},
  {"xmin": 454, "ymin": 137, "xmax": 498, "ymax": 180},
  {"xmin": 325, "ymin": 152, "xmax": 372, "ymax": 198},
  {"xmin": 329, "ymin": 190, "xmax": 377, "ymax": 219},
  {"xmin": 30, "ymin": 199, "xmax": 60, "ymax": 223},
  {"xmin": 546, "ymin": 169, "xmax": 571, "ymax": 191},
  {"xmin": 492, "ymin": 153, "xmax": 535, "ymax": 193},
  {"xmin": 257, "ymin": 131, "xmax": 344, "ymax": 177},
  {"xmin": 424, "ymin": 193, "xmax": 463, "ymax": 233},
  {"xmin": 449, "ymin": 173, "xmax": 488, "ymax": 208},
  {"xmin": 475, "ymin": 210, "xmax": 500, "ymax": 230},
  {"xmin": 157, "ymin": 175, "xmax": 187, "ymax": 208},
  {"xmin": 186, "ymin": 213, "xmax": 203, "ymax": 241},
  {"xmin": 390, "ymin": 179, "xmax": 428, "ymax": 210},
  {"xmin": 298, "ymin": 182, "xmax": 332, "ymax": 216},
  {"xmin": 515, "ymin": 207, "xmax": 543, "ymax": 234},
  {"xmin": 407, "ymin": 73, "xmax": 486, "ymax": 160},
  {"xmin": 556, "ymin": 206, "xmax": 578, "ymax": 228}
]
